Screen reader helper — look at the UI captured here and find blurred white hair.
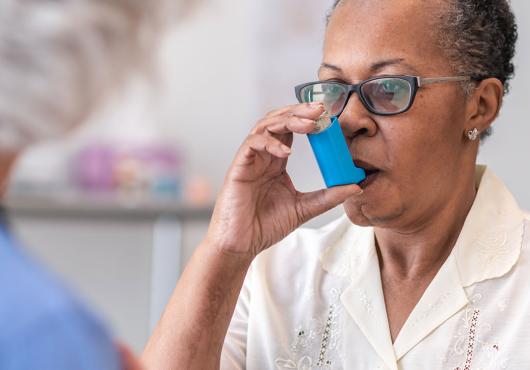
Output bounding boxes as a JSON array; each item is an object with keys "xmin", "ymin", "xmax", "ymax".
[{"xmin": 0, "ymin": 0, "xmax": 171, "ymax": 151}]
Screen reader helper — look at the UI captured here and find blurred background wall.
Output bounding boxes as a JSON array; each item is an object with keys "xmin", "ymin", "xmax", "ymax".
[{"xmin": 6, "ymin": 0, "xmax": 530, "ymax": 352}]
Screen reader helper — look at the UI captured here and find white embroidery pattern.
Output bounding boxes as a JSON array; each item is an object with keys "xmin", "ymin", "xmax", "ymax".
[
  {"xmin": 411, "ymin": 291, "xmax": 452, "ymax": 328},
  {"xmin": 454, "ymin": 308, "xmax": 480, "ymax": 370},
  {"xmin": 446, "ymin": 294, "xmax": 508, "ymax": 370},
  {"xmin": 357, "ymin": 289, "xmax": 374, "ymax": 315},
  {"xmin": 320, "ymin": 231, "xmax": 362, "ymax": 278},
  {"xmin": 275, "ymin": 356, "xmax": 315, "ymax": 370},
  {"xmin": 316, "ymin": 303, "xmax": 336, "ymax": 367},
  {"xmin": 275, "ymin": 289, "xmax": 342, "ymax": 369},
  {"xmin": 476, "ymin": 229, "xmax": 510, "ymax": 268}
]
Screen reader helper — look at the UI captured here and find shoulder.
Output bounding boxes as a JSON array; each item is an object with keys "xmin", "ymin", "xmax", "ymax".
[
  {"xmin": 0, "ymin": 242, "xmax": 83, "ymax": 336},
  {"xmin": 0, "ymin": 305, "xmax": 120, "ymax": 370},
  {"xmin": 248, "ymin": 215, "xmax": 367, "ymax": 291},
  {"xmin": 254, "ymin": 215, "xmax": 353, "ymax": 269},
  {"xmin": 0, "ymin": 241, "xmax": 118, "ymax": 369}
]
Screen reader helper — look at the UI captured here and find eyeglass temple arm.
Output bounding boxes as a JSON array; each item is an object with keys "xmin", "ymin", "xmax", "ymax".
[{"xmin": 417, "ymin": 76, "xmax": 470, "ymax": 87}]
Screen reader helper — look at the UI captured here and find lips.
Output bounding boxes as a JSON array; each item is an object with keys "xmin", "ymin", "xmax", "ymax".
[
  {"xmin": 353, "ymin": 159, "xmax": 381, "ymax": 187},
  {"xmin": 353, "ymin": 159, "xmax": 380, "ymax": 173}
]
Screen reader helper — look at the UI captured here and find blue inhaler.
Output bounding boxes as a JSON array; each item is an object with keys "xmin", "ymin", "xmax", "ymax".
[{"xmin": 307, "ymin": 113, "xmax": 366, "ymax": 188}]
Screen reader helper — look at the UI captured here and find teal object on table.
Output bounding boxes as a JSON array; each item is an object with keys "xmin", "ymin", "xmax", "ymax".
[{"xmin": 307, "ymin": 117, "xmax": 366, "ymax": 188}]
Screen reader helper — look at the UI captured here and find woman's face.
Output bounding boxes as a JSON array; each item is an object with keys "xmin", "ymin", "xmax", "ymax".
[{"xmin": 323, "ymin": 0, "xmax": 477, "ymax": 228}]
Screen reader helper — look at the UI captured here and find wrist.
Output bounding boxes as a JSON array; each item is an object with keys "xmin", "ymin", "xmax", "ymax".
[{"xmin": 199, "ymin": 237, "xmax": 256, "ymax": 268}]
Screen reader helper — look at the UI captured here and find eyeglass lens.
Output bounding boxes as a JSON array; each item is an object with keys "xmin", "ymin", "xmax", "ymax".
[{"xmin": 300, "ymin": 78, "xmax": 412, "ymax": 115}]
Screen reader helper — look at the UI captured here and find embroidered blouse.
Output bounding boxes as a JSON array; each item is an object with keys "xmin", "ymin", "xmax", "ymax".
[{"xmin": 221, "ymin": 166, "xmax": 530, "ymax": 370}]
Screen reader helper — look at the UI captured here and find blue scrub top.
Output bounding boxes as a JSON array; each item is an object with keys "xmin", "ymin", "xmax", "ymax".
[{"xmin": 0, "ymin": 209, "xmax": 121, "ymax": 370}]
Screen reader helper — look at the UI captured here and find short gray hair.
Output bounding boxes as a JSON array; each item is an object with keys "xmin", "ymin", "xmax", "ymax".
[
  {"xmin": 328, "ymin": 0, "xmax": 518, "ymax": 140},
  {"xmin": 0, "ymin": 0, "xmax": 166, "ymax": 151}
]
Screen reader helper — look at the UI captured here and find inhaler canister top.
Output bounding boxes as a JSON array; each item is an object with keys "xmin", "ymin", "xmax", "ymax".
[{"xmin": 313, "ymin": 111, "xmax": 333, "ymax": 133}]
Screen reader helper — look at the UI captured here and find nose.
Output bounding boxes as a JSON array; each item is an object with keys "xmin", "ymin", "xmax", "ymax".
[{"xmin": 338, "ymin": 92, "xmax": 378, "ymax": 139}]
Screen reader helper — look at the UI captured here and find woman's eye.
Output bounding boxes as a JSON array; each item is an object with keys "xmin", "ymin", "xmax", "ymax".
[
  {"xmin": 382, "ymin": 82, "xmax": 399, "ymax": 92},
  {"xmin": 324, "ymin": 84, "xmax": 341, "ymax": 95}
]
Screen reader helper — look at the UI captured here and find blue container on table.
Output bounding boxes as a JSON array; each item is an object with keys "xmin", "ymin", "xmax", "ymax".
[{"xmin": 307, "ymin": 116, "xmax": 366, "ymax": 188}]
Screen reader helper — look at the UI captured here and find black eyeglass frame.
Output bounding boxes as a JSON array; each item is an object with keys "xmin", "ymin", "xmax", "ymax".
[{"xmin": 294, "ymin": 75, "xmax": 471, "ymax": 117}]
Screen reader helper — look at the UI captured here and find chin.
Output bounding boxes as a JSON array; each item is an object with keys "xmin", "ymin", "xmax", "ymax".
[
  {"xmin": 343, "ymin": 199, "xmax": 374, "ymax": 226},
  {"xmin": 343, "ymin": 196, "xmax": 405, "ymax": 228}
]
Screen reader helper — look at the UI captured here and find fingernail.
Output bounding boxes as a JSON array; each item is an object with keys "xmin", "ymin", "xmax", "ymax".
[
  {"xmin": 312, "ymin": 121, "xmax": 325, "ymax": 133},
  {"xmin": 355, "ymin": 188, "xmax": 364, "ymax": 195},
  {"xmin": 282, "ymin": 145, "xmax": 292, "ymax": 154},
  {"xmin": 301, "ymin": 118, "xmax": 315, "ymax": 124}
]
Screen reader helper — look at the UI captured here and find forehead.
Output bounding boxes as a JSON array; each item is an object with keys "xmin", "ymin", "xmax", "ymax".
[{"xmin": 324, "ymin": 0, "xmax": 449, "ymax": 77}]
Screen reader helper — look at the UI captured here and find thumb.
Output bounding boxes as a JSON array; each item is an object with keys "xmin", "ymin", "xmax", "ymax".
[{"xmin": 297, "ymin": 184, "xmax": 363, "ymax": 223}]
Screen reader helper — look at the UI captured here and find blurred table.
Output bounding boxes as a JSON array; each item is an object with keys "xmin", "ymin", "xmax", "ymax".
[{"xmin": 4, "ymin": 193, "xmax": 213, "ymax": 352}]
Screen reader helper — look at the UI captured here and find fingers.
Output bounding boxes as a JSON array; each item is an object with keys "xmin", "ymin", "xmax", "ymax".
[
  {"xmin": 263, "ymin": 115, "xmax": 317, "ymax": 136},
  {"xmin": 241, "ymin": 133, "xmax": 292, "ymax": 161},
  {"xmin": 265, "ymin": 101, "xmax": 324, "ymax": 119},
  {"xmin": 297, "ymin": 184, "xmax": 363, "ymax": 224},
  {"xmin": 234, "ymin": 101, "xmax": 326, "ymax": 171},
  {"xmin": 252, "ymin": 102, "xmax": 325, "ymax": 135}
]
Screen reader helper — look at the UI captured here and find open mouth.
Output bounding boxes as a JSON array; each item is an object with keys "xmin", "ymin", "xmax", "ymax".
[
  {"xmin": 364, "ymin": 168, "xmax": 379, "ymax": 177},
  {"xmin": 359, "ymin": 170, "xmax": 380, "ymax": 188},
  {"xmin": 353, "ymin": 159, "xmax": 381, "ymax": 188}
]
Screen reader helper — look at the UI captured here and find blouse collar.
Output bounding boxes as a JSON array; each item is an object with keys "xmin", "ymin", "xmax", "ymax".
[
  {"xmin": 454, "ymin": 165, "xmax": 526, "ymax": 286},
  {"xmin": 319, "ymin": 165, "xmax": 527, "ymax": 368},
  {"xmin": 320, "ymin": 165, "xmax": 526, "ymax": 288}
]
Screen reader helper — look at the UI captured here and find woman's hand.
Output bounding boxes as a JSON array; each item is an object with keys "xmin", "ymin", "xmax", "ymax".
[
  {"xmin": 205, "ymin": 102, "xmax": 363, "ymax": 259},
  {"xmin": 143, "ymin": 102, "xmax": 363, "ymax": 370}
]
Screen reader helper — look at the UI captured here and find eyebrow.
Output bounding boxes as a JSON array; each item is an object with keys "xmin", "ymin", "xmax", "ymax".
[
  {"xmin": 370, "ymin": 58, "xmax": 420, "ymax": 74},
  {"xmin": 319, "ymin": 62, "xmax": 343, "ymax": 74},
  {"xmin": 319, "ymin": 58, "xmax": 420, "ymax": 76}
]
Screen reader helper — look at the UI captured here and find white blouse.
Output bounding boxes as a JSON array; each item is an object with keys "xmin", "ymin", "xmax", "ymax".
[{"xmin": 221, "ymin": 166, "xmax": 530, "ymax": 370}]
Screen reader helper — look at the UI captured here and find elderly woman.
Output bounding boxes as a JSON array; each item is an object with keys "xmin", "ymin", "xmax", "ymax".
[
  {"xmin": 144, "ymin": 0, "xmax": 529, "ymax": 369},
  {"xmin": 0, "ymin": 0, "xmax": 170, "ymax": 368}
]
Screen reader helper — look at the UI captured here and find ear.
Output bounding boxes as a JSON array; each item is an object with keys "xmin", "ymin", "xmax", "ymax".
[{"xmin": 465, "ymin": 78, "xmax": 505, "ymax": 134}]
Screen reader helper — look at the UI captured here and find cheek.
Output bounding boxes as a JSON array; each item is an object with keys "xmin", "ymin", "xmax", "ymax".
[
  {"xmin": 413, "ymin": 88, "xmax": 467, "ymax": 137},
  {"xmin": 343, "ymin": 91, "xmax": 467, "ymax": 225},
  {"xmin": 385, "ymin": 92, "xmax": 464, "ymax": 169},
  {"xmin": 382, "ymin": 127, "xmax": 452, "ymax": 193},
  {"xmin": 371, "ymin": 102, "xmax": 461, "ymax": 203}
]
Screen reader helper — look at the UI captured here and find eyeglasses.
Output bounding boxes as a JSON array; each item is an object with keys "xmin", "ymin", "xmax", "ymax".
[{"xmin": 295, "ymin": 75, "xmax": 471, "ymax": 117}]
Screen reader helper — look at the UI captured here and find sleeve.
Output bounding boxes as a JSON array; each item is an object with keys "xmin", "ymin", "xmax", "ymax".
[
  {"xmin": 2, "ymin": 306, "xmax": 121, "ymax": 370},
  {"xmin": 220, "ymin": 264, "xmax": 253, "ymax": 370}
]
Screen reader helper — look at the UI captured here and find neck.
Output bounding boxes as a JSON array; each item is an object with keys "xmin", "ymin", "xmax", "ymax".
[
  {"xmin": 374, "ymin": 166, "xmax": 477, "ymax": 280},
  {"xmin": 0, "ymin": 151, "xmax": 18, "ymax": 199}
]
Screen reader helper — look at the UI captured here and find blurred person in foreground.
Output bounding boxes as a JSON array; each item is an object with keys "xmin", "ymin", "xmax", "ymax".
[
  {"xmin": 0, "ymin": 0, "xmax": 180, "ymax": 368},
  {"xmin": 143, "ymin": 0, "xmax": 530, "ymax": 369}
]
